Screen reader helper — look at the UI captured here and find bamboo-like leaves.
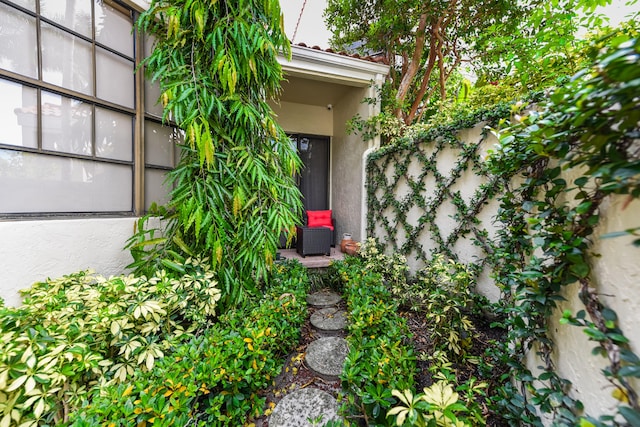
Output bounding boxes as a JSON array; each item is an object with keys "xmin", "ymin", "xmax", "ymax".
[{"xmin": 136, "ymin": 0, "xmax": 302, "ymax": 308}]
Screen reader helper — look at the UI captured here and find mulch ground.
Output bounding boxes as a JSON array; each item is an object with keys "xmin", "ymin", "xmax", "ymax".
[{"xmin": 404, "ymin": 309, "xmax": 510, "ymax": 427}]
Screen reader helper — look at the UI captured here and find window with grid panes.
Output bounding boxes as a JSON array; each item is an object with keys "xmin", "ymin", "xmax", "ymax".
[{"xmin": 0, "ymin": 0, "xmax": 179, "ymax": 216}]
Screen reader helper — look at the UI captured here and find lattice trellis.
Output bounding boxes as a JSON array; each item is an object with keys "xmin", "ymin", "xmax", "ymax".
[{"xmin": 366, "ymin": 123, "xmax": 505, "ymax": 279}]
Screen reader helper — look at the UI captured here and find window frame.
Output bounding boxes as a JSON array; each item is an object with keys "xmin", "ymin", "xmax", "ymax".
[{"xmin": 0, "ymin": 0, "xmax": 176, "ymax": 218}]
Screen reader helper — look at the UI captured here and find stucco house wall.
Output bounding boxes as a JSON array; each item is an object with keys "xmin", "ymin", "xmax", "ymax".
[
  {"xmin": 0, "ymin": 219, "xmax": 136, "ymax": 306},
  {"xmin": 0, "ymin": 4, "xmax": 387, "ymax": 307}
]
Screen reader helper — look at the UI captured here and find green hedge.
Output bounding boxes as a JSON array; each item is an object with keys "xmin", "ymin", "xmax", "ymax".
[
  {"xmin": 70, "ymin": 260, "xmax": 309, "ymax": 426},
  {"xmin": 331, "ymin": 257, "xmax": 416, "ymax": 426}
]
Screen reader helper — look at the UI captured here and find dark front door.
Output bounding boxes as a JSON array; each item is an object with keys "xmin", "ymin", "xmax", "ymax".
[{"xmin": 291, "ymin": 134, "xmax": 330, "ymax": 211}]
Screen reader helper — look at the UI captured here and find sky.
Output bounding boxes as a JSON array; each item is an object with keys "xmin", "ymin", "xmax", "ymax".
[
  {"xmin": 281, "ymin": 0, "xmax": 639, "ymax": 50},
  {"xmin": 282, "ymin": 0, "xmax": 333, "ymax": 49}
]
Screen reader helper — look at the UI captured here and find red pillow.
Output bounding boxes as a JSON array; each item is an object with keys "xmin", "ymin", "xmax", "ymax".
[{"xmin": 307, "ymin": 210, "xmax": 333, "ymax": 230}]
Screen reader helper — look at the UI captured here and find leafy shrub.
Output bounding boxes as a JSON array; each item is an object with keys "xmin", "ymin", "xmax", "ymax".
[
  {"xmin": 388, "ymin": 379, "xmax": 482, "ymax": 427},
  {"xmin": 0, "ymin": 258, "xmax": 221, "ymax": 427},
  {"xmin": 415, "ymin": 255, "xmax": 477, "ymax": 360},
  {"xmin": 70, "ymin": 260, "xmax": 309, "ymax": 426},
  {"xmin": 332, "ymin": 258, "xmax": 415, "ymax": 426},
  {"xmin": 358, "ymin": 238, "xmax": 409, "ymax": 290}
]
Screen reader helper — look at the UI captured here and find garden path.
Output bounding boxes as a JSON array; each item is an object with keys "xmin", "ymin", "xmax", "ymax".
[{"xmin": 266, "ymin": 290, "xmax": 348, "ymax": 427}]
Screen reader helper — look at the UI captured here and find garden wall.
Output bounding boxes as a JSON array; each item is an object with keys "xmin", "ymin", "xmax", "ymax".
[{"xmin": 366, "ymin": 122, "xmax": 640, "ymax": 421}]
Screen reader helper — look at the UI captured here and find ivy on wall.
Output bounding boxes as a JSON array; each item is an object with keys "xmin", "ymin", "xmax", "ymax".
[
  {"xmin": 366, "ymin": 36, "xmax": 640, "ymax": 425},
  {"xmin": 366, "ymin": 101, "xmax": 527, "ymax": 274}
]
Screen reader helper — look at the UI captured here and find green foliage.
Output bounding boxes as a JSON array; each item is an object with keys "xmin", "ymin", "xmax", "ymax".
[
  {"xmin": 387, "ymin": 380, "xmax": 481, "ymax": 427},
  {"xmin": 367, "ymin": 32, "xmax": 640, "ymax": 426},
  {"xmin": 355, "ymin": 246, "xmax": 489, "ymax": 425},
  {"xmin": 474, "ymin": 0, "xmax": 638, "ymax": 90},
  {"xmin": 332, "ymin": 258, "xmax": 415, "ymax": 426},
  {"xmin": 358, "ymin": 237, "xmax": 409, "ymax": 290},
  {"xmin": 70, "ymin": 260, "xmax": 309, "ymax": 426},
  {"xmin": 485, "ymin": 36, "xmax": 640, "ymax": 425},
  {"xmin": 0, "ymin": 259, "xmax": 221, "ymax": 426},
  {"xmin": 134, "ymin": 0, "xmax": 303, "ymax": 308},
  {"xmin": 325, "ymin": 0, "xmax": 630, "ymax": 132},
  {"xmin": 415, "ymin": 256, "xmax": 477, "ymax": 360},
  {"xmin": 324, "ymin": 0, "xmax": 527, "ymax": 126}
]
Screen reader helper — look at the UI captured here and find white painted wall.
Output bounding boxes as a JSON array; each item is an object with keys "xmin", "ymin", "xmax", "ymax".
[
  {"xmin": 541, "ymin": 195, "xmax": 640, "ymax": 419},
  {"xmin": 370, "ymin": 122, "xmax": 640, "ymax": 420},
  {"xmin": 0, "ymin": 218, "xmax": 137, "ymax": 306}
]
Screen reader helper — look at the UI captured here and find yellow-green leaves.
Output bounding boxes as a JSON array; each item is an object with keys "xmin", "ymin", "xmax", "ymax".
[
  {"xmin": 136, "ymin": 0, "xmax": 301, "ymax": 307},
  {"xmin": 186, "ymin": 118, "xmax": 215, "ymax": 167},
  {"xmin": 2, "ymin": 262, "xmax": 222, "ymax": 424},
  {"xmin": 193, "ymin": 6, "xmax": 205, "ymax": 39}
]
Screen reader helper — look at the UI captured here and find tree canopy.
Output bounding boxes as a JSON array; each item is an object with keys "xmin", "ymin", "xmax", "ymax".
[{"xmin": 325, "ymin": 0, "xmax": 637, "ymax": 130}]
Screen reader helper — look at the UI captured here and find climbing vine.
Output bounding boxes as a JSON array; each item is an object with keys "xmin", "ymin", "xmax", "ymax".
[
  {"xmin": 367, "ymin": 35, "xmax": 640, "ymax": 425},
  {"xmin": 487, "ymin": 36, "xmax": 640, "ymax": 426},
  {"xmin": 366, "ymin": 99, "xmax": 540, "ymax": 273}
]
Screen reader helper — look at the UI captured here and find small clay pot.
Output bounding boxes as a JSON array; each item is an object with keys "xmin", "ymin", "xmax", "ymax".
[
  {"xmin": 340, "ymin": 233, "xmax": 353, "ymax": 253},
  {"xmin": 344, "ymin": 241, "xmax": 360, "ymax": 256}
]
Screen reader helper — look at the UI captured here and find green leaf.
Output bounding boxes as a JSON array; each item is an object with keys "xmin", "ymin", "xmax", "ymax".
[
  {"xmin": 619, "ymin": 406, "xmax": 640, "ymax": 427},
  {"xmin": 570, "ymin": 262, "xmax": 590, "ymax": 279}
]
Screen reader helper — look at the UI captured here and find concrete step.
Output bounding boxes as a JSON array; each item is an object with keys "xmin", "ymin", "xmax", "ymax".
[
  {"xmin": 305, "ymin": 336, "xmax": 349, "ymax": 381},
  {"xmin": 306, "ymin": 290, "xmax": 341, "ymax": 308},
  {"xmin": 310, "ymin": 307, "xmax": 347, "ymax": 335},
  {"xmin": 269, "ymin": 387, "xmax": 343, "ymax": 427}
]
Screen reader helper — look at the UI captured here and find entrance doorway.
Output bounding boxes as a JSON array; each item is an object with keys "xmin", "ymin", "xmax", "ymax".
[{"xmin": 290, "ymin": 134, "xmax": 330, "ymax": 211}]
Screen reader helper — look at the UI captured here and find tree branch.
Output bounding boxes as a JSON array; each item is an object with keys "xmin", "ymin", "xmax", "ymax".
[{"xmin": 394, "ymin": 12, "xmax": 429, "ymax": 122}]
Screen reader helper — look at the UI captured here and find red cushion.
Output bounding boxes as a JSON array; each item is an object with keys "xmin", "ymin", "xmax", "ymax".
[{"xmin": 307, "ymin": 210, "xmax": 333, "ymax": 231}]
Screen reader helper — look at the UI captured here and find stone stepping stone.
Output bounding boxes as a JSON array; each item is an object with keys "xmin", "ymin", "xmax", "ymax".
[
  {"xmin": 269, "ymin": 387, "xmax": 342, "ymax": 426},
  {"xmin": 305, "ymin": 336, "xmax": 349, "ymax": 381},
  {"xmin": 310, "ymin": 307, "xmax": 347, "ymax": 334},
  {"xmin": 306, "ymin": 290, "xmax": 341, "ymax": 308}
]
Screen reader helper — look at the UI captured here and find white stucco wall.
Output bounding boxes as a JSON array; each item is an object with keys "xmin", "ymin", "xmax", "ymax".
[
  {"xmin": 538, "ymin": 195, "xmax": 640, "ymax": 420},
  {"xmin": 371, "ymin": 122, "xmax": 640, "ymax": 420},
  {"xmin": 371, "ymin": 123, "xmax": 502, "ymax": 301},
  {"xmin": 0, "ymin": 218, "xmax": 137, "ymax": 306},
  {"xmin": 331, "ymin": 86, "xmax": 377, "ymax": 243}
]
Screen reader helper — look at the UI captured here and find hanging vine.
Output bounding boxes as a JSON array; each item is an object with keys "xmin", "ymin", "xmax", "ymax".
[
  {"xmin": 367, "ymin": 35, "xmax": 640, "ymax": 425},
  {"xmin": 487, "ymin": 36, "xmax": 640, "ymax": 426}
]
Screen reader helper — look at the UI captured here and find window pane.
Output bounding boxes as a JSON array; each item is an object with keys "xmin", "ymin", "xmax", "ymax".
[
  {"xmin": 96, "ymin": 48, "xmax": 134, "ymax": 108},
  {"xmin": 41, "ymin": 22, "xmax": 92, "ymax": 95},
  {"xmin": 40, "ymin": 0, "xmax": 92, "ymax": 37},
  {"xmin": 96, "ymin": 107, "xmax": 132, "ymax": 161},
  {"xmin": 145, "ymin": 168, "xmax": 171, "ymax": 210},
  {"xmin": 95, "ymin": 2, "xmax": 133, "ymax": 57},
  {"xmin": 145, "ymin": 121, "xmax": 181, "ymax": 167},
  {"xmin": 0, "ymin": 79, "xmax": 37, "ymax": 148},
  {"xmin": 42, "ymin": 92, "xmax": 92, "ymax": 156},
  {"xmin": 0, "ymin": 150, "xmax": 132, "ymax": 213},
  {"xmin": 145, "ymin": 77, "xmax": 163, "ymax": 117},
  {"xmin": 0, "ymin": 4, "xmax": 37, "ymax": 78},
  {"xmin": 10, "ymin": 0, "xmax": 35, "ymax": 11}
]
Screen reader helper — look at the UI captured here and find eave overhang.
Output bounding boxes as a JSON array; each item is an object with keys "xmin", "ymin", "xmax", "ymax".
[{"xmin": 279, "ymin": 45, "xmax": 389, "ymax": 87}]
